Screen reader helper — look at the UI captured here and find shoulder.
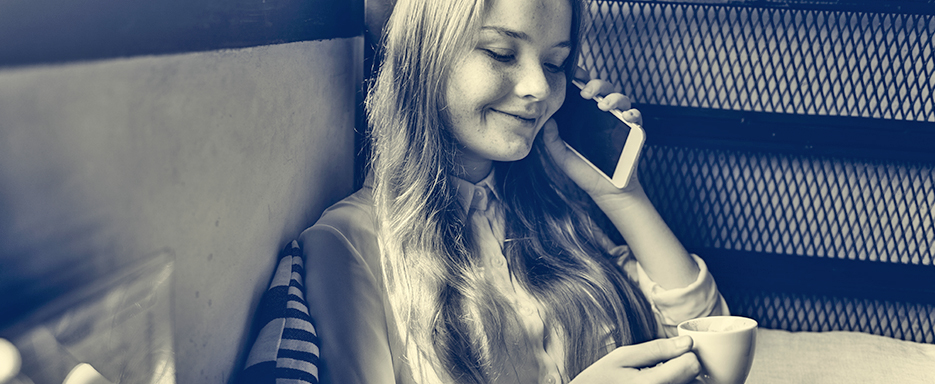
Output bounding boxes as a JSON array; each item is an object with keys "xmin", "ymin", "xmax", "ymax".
[
  {"xmin": 299, "ymin": 187, "xmax": 381, "ymax": 273},
  {"xmin": 310, "ymin": 187, "xmax": 376, "ymax": 239}
]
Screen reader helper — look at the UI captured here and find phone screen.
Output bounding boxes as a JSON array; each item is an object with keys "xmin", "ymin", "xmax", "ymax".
[{"xmin": 552, "ymin": 83, "xmax": 633, "ymax": 178}]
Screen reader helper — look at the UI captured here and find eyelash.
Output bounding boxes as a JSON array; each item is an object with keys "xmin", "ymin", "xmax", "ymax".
[
  {"xmin": 482, "ymin": 49, "xmax": 567, "ymax": 73},
  {"xmin": 545, "ymin": 61, "xmax": 568, "ymax": 73},
  {"xmin": 484, "ymin": 49, "xmax": 514, "ymax": 63}
]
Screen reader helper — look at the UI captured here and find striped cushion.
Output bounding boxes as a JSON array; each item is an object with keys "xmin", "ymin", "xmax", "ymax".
[{"xmin": 237, "ymin": 241, "xmax": 320, "ymax": 384}]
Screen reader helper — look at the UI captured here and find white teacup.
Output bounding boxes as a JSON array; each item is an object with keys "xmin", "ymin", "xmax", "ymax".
[{"xmin": 677, "ymin": 316, "xmax": 757, "ymax": 384}]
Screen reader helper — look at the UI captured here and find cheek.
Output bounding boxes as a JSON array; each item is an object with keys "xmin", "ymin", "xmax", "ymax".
[
  {"xmin": 544, "ymin": 76, "xmax": 568, "ymax": 117},
  {"xmin": 449, "ymin": 58, "xmax": 507, "ymax": 108}
]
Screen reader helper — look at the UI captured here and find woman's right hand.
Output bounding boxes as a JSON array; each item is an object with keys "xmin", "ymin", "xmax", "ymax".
[{"xmin": 570, "ymin": 336, "xmax": 701, "ymax": 384}]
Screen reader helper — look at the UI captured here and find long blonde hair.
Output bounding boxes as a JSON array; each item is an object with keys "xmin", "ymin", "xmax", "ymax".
[{"xmin": 366, "ymin": 0, "xmax": 657, "ymax": 382}]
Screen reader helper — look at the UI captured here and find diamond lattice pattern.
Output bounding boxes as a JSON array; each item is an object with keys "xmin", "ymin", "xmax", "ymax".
[
  {"xmin": 581, "ymin": 1, "xmax": 935, "ymax": 121},
  {"xmin": 579, "ymin": 1, "xmax": 935, "ymax": 342}
]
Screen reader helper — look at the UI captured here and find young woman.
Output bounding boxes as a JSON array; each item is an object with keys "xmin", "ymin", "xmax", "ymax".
[{"xmin": 301, "ymin": 0, "xmax": 728, "ymax": 383}]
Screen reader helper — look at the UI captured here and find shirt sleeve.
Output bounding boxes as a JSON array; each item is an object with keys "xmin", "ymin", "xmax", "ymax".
[
  {"xmin": 300, "ymin": 224, "xmax": 398, "ymax": 384},
  {"xmin": 612, "ymin": 245, "xmax": 731, "ymax": 338}
]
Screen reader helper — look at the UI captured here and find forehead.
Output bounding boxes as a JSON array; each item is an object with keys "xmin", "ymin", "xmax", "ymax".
[{"xmin": 481, "ymin": 0, "xmax": 572, "ymax": 42}]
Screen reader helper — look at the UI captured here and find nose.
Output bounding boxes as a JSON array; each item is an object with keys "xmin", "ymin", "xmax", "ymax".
[{"xmin": 513, "ymin": 59, "xmax": 551, "ymax": 101}]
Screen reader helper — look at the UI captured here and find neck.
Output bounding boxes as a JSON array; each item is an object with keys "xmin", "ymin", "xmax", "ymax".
[
  {"xmin": 455, "ymin": 162, "xmax": 493, "ymax": 184},
  {"xmin": 454, "ymin": 154, "xmax": 494, "ymax": 184}
]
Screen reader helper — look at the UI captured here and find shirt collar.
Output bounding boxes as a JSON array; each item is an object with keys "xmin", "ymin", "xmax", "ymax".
[
  {"xmin": 451, "ymin": 170, "xmax": 500, "ymax": 214},
  {"xmin": 364, "ymin": 170, "xmax": 500, "ymax": 215}
]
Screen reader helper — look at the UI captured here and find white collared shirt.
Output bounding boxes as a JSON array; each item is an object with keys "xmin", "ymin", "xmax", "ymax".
[
  {"xmin": 448, "ymin": 172, "xmax": 729, "ymax": 384},
  {"xmin": 303, "ymin": 174, "xmax": 728, "ymax": 384}
]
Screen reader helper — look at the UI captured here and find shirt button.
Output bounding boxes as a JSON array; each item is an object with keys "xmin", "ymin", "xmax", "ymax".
[
  {"xmin": 494, "ymin": 257, "xmax": 505, "ymax": 266},
  {"xmin": 546, "ymin": 376, "xmax": 556, "ymax": 384}
]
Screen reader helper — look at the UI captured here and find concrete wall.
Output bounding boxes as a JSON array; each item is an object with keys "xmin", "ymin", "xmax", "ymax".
[{"xmin": 0, "ymin": 37, "xmax": 361, "ymax": 382}]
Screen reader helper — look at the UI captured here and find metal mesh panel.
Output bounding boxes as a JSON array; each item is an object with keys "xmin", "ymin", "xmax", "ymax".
[
  {"xmin": 578, "ymin": 1, "xmax": 935, "ymax": 341},
  {"xmin": 580, "ymin": 1, "xmax": 935, "ymax": 121},
  {"xmin": 639, "ymin": 144, "xmax": 935, "ymax": 342},
  {"xmin": 722, "ymin": 289, "xmax": 935, "ymax": 343},
  {"xmin": 640, "ymin": 145, "xmax": 935, "ymax": 265}
]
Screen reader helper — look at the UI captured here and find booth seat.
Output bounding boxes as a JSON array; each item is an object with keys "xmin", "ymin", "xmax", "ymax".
[{"xmin": 235, "ymin": 1, "xmax": 935, "ymax": 382}]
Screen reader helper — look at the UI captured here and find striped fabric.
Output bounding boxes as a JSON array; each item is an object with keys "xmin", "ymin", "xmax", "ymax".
[{"xmin": 237, "ymin": 241, "xmax": 320, "ymax": 384}]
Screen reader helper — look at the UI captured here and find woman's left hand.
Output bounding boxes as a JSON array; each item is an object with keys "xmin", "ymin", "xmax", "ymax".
[
  {"xmin": 546, "ymin": 74, "xmax": 701, "ymax": 289},
  {"xmin": 542, "ymin": 74, "xmax": 643, "ymax": 199}
]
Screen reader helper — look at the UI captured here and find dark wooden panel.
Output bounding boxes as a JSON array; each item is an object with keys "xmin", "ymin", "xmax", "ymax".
[
  {"xmin": 639, "ymin": 104, "xmax": 935, "ymax": 163},
  {"xmin": 701, "ymin": 248, "xmax": 935, "ymax": 305},
  {"xmin": 0, "ymin": 0, "xmax": 363, "ymax": 68}
]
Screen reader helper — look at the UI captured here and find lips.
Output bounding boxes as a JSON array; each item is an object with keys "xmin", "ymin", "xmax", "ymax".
[{"xmin": 491, "ymin": 109, "xmax": 539, "ymax": 124}]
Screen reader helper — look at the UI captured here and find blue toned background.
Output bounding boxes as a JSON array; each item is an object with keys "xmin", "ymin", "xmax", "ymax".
[{"xmin": 0, "ymin": 0, "xmax": 363, "ymax": 382}]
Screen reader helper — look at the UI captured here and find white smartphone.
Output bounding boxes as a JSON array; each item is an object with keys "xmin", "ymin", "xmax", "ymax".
[{"xmin": 552, "ymin": 79, "xmax": 646, "ymax": 189}]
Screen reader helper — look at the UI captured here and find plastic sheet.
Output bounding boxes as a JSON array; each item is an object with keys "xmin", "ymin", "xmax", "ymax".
[{"xmin": 2, "ymin": 251, "xmax": 175, "ymax": 384}]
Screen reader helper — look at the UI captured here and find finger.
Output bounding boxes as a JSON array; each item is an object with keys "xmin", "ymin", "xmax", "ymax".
[
  {"xmin": 622, "ymin": 108, "xmax": 643, "ymax": 126},
  {"xmin": 540, "ymin": 118, "xmax": 565, "ymax": 155},
  {"xmin": 638, "ymin": 352, "xmax": 702, "ymax": 384},
  {"xmin": 597, "ymin": 93, "xmax": 631, "ymax": 112},
  {"xmin": 580, "ymin": 79, "xmax": 615, "ymax": 99},
  {"xmin": 607, "ymin": 336, "xmax": 694, "ymax": 368}
]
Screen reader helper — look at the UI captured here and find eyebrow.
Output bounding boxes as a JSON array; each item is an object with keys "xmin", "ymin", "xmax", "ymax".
[{"xmin": 480, "ymin": 26, "xmax": 572, "ymax": 49}]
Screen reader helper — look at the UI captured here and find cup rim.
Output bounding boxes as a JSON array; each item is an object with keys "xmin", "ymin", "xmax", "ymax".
[{"xmin": 677, "ymin": 316, "xmax": 758, "ymax": 334}]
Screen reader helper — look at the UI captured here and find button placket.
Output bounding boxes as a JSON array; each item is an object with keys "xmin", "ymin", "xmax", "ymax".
[{"xmin": 466, "ymin": 177, "xmax": 567, "ymax": 384}]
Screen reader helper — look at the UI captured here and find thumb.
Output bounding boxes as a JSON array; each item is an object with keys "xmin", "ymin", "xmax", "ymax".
[
  {"xmin": 541, "ymin": 118, "xmax": 562, "ymax": 149},
  {"xmin": 540, "ymin": 118, "xmax": 571, "ymax": 165}
]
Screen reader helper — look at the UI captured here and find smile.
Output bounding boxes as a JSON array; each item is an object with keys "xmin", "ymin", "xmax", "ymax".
[{"xmin": 491, "ymin": 109, "xmax": 538, "ymax": 125}]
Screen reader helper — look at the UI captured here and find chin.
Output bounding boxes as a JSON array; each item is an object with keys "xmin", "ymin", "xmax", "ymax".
[{"xmin": 492, "ymin": 144, "xmax": 535, "ymax": 162}]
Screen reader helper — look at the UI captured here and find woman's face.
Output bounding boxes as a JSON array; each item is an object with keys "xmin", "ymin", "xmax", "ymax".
[{"xmin": 445, "ymin": 0, "xmax": 572, "ymax": 178}]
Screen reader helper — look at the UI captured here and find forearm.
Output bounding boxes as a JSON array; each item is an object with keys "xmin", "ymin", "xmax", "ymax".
[{"xmin": 593, "ymin": 183, "xmax": 699, "ymax": 290}]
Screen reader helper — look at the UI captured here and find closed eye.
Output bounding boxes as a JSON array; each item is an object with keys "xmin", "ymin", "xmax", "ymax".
[
  {"xmin": 544, "ymin": 61, "xmax": 567, "ymax": 73},
  {"xmin": 482, "ymin": 49, "xmax": 515, "ymax": 63},
  {"xmin": 545, "ymin": 51, "xmax": 572, "ymax": 74}
]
